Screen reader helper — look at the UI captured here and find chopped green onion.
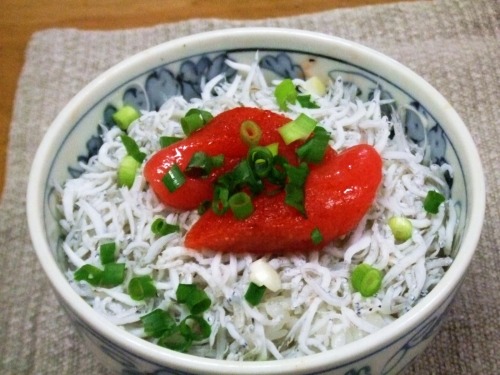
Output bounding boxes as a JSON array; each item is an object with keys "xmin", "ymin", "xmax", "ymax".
[
  {"xmin": 158, "ymin": 328, "xmax": 192, "ymax": 352},
  {"xmin": 240, "ymin": 120, "xmax": 262, "ymax": 146},
  {"xmin": 360, "ymin": 269, "xmax": 383, "ymax": 297},
  {"xmin": 195, "ymin": 108, "xmax": 213, "ymax": 123},
  {"xmin": 99, "ymin": 242, "xmax": 116, "ymax": 264},
  {"xmin": 284, "ymin": 162, "xmax": 309, "ymax": 215},
  {"xmin": 285, "ymin": 162, "xmax": 309, "ymax": 185},
  {"xmin": 351, "ymin": 263, "xmax": 383, "ymax": 297},
  {"xmin": 297, "ymin": 94, "xmax": 319, "ymax": 109},
  {"xmin": 285, "ymin": 184, "xmax": 306, "ymax": 215},
  {"xmin": 278, "ymin": 113, "xmax": 317, "ymax": 145},
  {"xmin": 185, "ymin": 151, "xmax": 224, "ymax": 178},
  {"xmin": 120, "ymin": 134, "xmax": 146, "ymax": 163},
  {"xmin": 275, "ymin": 78, "xmax": 297, "ymax": 110},
  {"xmin": 424, "ymin": 190, "xmax": 446, "ymax": 214},
  {"xmin": 351, "ymin": 264, "xmax": 371, "ymax": 289},
  {"xmin": 162, "ymin": 164, "xmax": 186, "ymax": 193},
  {"xmin": 176, "ymin": 284, "xmax": 211, "ymax": 315},
  {"xmin": 237, "ymin": 160, "xmax": 264, "ymax": 194},
  {"xmin": 74, "ymin": 264, "xmax": 102, "ymax": 286},
  {"xmin": 228, "ymin": 160, "xmax": 263, "ymax": 195},
  {"xmin": 128, "ymin": 275, "xmax": 157, "ymax": 301},
  {"xmin": 311, "ymin": 227, "xmax": 323, "ymax": 245},
  {"xmin": 151, "ymin": 218, "xmax": 179, "ymax": 236},
  {"xmin": 160, "ymin": 136, "xmax": 183, "ymax": 148},
  {"xmin": 197, "ymin": 200, "xmax": 211, "ymax": 215},
  {"xmin": 112, "ymin": 105, "xmax": 141, "ymax": 131},
  {"xmin": 181, "ymin": 108, "xmax": 213, "ymax": 136},
  {"xmin": 117, "ymin": 155, "xmax": 140, "ymax": 188},
  {"xmin": 388, "ymin": 216, "xmax": 413, "ymax": 242},
  {"xmin": 214, "ymin": 172, "xmax": 235, "ymax": 193},
  {"xmin": 265, "ymin": 142, "xmax": 279, "ymax": 157},
  {"xmin": 179, "ymin": 315, "xmax": 211, "ymax": 341},
  {"xmin": 181, "ymin": 111, "xmax": 206, "ymax": 135},
  {"xmin": 296, "ymin": 126, "xmax": 330, "ymax": 163},
  {"xmin": 211, "ymin": 185, "xmax": 229, "ymax": 215},
  {"xmin": 303, "ymin": 76, "xmax": 326, "ymax": 96},
  {"xmin": 228, "ymin": 192, "xmax": 254, "ymax": 220},
  {"xmin": 212, "ymin": 154, "xmax": 224, "ymax": 167},
  {"xmin": 100, "ymin": 263, "xmax": 126, "ymax": 287},
  {"xmin": 141, "ymin": 309, "xmax": 177, "ymax": 338},
  {"xmin": 267, "ymin": 155, "xmax": 288, "ymax": 187},
  {"xmin": 248, "ymin": 146, "xmax": 274, "ymax": 178},
  {"xmin": 244, "ymin": 282, "xmax": 266, "ymax": 306}
]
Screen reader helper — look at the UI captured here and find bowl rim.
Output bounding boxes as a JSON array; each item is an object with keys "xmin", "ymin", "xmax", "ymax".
[{"xmin": 26, "ymin": 27, "xmax": 485, "ymax": 374}]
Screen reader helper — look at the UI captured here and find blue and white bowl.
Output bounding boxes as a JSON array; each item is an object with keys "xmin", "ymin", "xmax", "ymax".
[{"xmin": 27, "ymin": 28, "xmax": 485, "ymax": 374}]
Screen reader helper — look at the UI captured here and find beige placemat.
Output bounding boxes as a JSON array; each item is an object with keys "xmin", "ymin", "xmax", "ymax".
[{"xmin": 1, "ymin": 0, "xmax": 498, "ymax": 373}]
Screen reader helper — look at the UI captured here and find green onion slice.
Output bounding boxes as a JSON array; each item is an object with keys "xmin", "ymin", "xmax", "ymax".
[
  {"xmin": 141, "ymin": 309, "xmax": 177, "ymax": 338},
  {"xmin": 285, "ymin": 162, "xmax": 309, "ymax": 185},
  {"xmin": 267, "ymin": 155, "xmax": 288, "ymax": 187},
  {"xmin": 99, "ymin": 242, "xmax": 116, "ymax": 264},
  {"xmin": 388, "ymin": 216, "xmax": 413, "ymax": 242},
  {"xmin": 297, "ymin": 94, "xmax": 319, "ymax": 109},
  {"xmin": 265, "ymin": 142, "xmax": 279, "ymax": 157},
  {"xmin": 424, "ymin": 190, "xmax": 446, "ymax": 214},
  {"xmin": 215, "ymin": 160, "xmax": 263, "ymax": 199},
  {"xmin": 351, "ymin": 263, "xmax": 383, "ymax": 297},
  {"xmin": 157, "ymin": 328, "xmax": 192, "ymax": 352},
  {"xmin": 151, "ymin": 218, "xmax": 180, "ymax": 236},
  {"xmin": 228, "ymin": 192, "xmax": 254, "ymax": 220},
  {"xmin": 162, "ymin": 164, "xmax": 186, "ymax": 193},
  {"xmin": 74, "ymin": 264, "xmax": 103, "ymax": 286},
  {"xmin": 181, "ymin": 108, "xmax": 213, "ymax": 136},
  {"xmin": 244, "ymin": 282, "xmax": 266, "ymax": 306},
  {"xmin": 303, "ymin": 76, "xmax": 327, "ymax": 96},
  {"xmin": 128, "ymin": 275, "xmax": 157, "ymax": 301},
  {"xmin": 212, "ymin": 185, "xmax": 229, "ymax": 215},
  {"xmin": 117, "ymin": 155, "xmax": 140, "ymax": 188},
  {"xmin": 278, "ymin": 113, "xmax": 317, "ymax": 145},
  {"xmin": 351, "ymin": 263, "xmax": 371, "ymax": 290},
  {"xmin": 296, "ymin": 126, "xmax": 330, "ymax": 163},
  {"xmin": 197, "ymin": 200, "xmax": 211, "ymax": 215},
  {"xmin": 285, "ymin": 183, "xmax": 306, "ymax": 215},
  {"xmin": 231, "ymin": 160, "xmax": 263, "ymax": 194},
  {"xmin": 275, "ymin": 78, "xmax": 297, "ymax": 110},
  {"xmin": 248, "ymin": 146, "xmax": 274, "ymax": 178},
  {"xmin": 112, "ymin": 105, "xmax": 141, "ymax": 131},
  {"xmin": 284, "ymin": 162, "xmax": 309, "ymax": 215},
  {"xmin": 311, "ymin": 227, "xmax": 323, "ymax": 245},
  {"xmin": 75, "ymin": 263, "xmax": 126, "ymax": 289},
  {"xmin": 185, "ymin": 151, "xmax": 224, "ymax": 178},
  {"xmin": 120, "ymin": 134, "xmax": 146, "ymax": 163},
  {"xmin": 160, "ymin": 136, "xmax": 183, "ymax": 148},
  {"xmin": 240, "ymin": 120, "xmax": 262, "ymax": 147},
  {"xmin": 100, "ymin": 263, "xmax": 126, "ymax": 288},
  {"xmin": 176, "ymin": 284, "xmax": 211, "ymax": 315},
  {"xmin": 360, "ymin": 269, "xmax": 383, "ymax": 297},
  {"xmin": 179, "ymin": 315, "xmax": 211, "ymax": 341}
]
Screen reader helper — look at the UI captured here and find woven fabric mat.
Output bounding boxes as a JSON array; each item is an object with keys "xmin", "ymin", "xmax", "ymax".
[{"xmin": 1, "ymin": 0, "xmax": 498, "ymax": 373}]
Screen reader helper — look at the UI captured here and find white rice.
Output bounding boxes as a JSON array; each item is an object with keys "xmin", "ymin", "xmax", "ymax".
[{"xmin": 57, "ymin": 59, "xmax": 455, "ymax": 360}]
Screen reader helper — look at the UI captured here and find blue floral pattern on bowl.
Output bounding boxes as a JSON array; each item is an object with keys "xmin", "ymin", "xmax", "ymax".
[{"xmin": 45, "ymin": 48, "xmax": 468, "ymax": 375}]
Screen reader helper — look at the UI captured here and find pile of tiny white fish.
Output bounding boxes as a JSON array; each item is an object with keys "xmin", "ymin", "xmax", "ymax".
[{"xmin": 57, "ymin": 58, "xmax": 456, "ymax": 360}]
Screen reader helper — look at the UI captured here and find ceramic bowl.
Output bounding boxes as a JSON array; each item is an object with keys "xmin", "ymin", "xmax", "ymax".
[{"xmin": 27, "ymin": 28, "xmax": 485, "ymax": 374}]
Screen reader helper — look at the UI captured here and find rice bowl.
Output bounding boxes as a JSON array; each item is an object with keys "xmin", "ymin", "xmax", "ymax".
[{"xmin": 27, "ymin": 28, "xmax": 485, "ymax": 374}]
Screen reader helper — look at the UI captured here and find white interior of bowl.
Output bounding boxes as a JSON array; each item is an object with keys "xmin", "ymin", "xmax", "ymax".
[{"xmin": 27, "ymin": 28, "xmax": 485, "ymax": 374}]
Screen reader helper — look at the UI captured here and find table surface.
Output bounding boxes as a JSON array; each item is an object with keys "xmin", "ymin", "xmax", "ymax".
[{"xmin": 0, "ymin": 0, "xmax": 406, "ymax": 196}]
